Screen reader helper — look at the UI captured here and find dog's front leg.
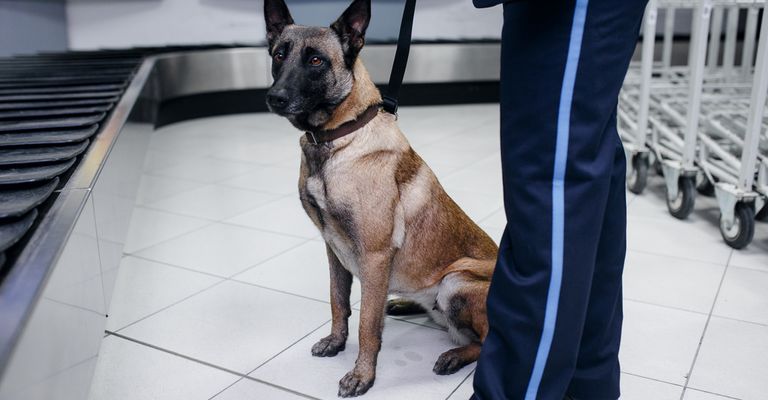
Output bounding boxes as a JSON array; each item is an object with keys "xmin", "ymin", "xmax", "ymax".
[
  {"xmin": 338, "ymin": 251, "xmax": 392, "ymax": 398},
  {"xmin": 312, "ymin": 244, "xmax": 353, "ymax": 357}
]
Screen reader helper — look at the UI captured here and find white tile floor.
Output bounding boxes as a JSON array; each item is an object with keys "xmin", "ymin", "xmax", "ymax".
[{"xmin": 87, "ymin": 105, "xmax": 768, "ymax": 400}]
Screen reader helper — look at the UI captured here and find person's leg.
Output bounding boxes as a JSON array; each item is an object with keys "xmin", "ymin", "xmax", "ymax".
[{"xmin": 472, "ymin": 1, "xmax": 646, "ymax": 399}]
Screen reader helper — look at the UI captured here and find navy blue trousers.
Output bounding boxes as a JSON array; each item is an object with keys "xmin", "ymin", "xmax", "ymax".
[{"xmin": 471, "ymin": 1, "xmax": 647, "ymax": 399}]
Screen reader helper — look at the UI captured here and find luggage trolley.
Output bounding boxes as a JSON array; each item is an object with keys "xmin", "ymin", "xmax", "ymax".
[
  {"xmin": 620, "ymin": 0, "xmax": 695, "ymax": 195},
  {"xmin": 620, "ymin": 0, "xmax": 768, "ymax": 248},
  {"xmin": 701, "ymin": 2, "xmax": 768, "ymax": 248}
]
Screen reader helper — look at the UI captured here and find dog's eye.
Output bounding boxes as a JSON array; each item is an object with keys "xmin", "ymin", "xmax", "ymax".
[
  {"xmin": 309, "ymin": 56, "xmax": 323, "ymax": 67},
  {"xmin": 273, "ymin": 51, "xmax": 285, "ymax": 62}
]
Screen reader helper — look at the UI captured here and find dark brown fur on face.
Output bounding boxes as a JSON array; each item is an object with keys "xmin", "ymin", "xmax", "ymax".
[{"xmin": 264, "ymin": 0, "xmax": 498, "ymax": 397}]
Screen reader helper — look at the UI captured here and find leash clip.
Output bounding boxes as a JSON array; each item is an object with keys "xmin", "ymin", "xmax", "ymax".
[
  {"xmin": 382, "ymin": 96, "xmax": 399, "ymax": 116},
  {"xmin": 308, "ymin": 131, "xmax": 318, "ymax": 145}
]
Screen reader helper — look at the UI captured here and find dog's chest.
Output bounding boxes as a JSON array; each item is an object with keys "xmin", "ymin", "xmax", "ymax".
[{"xmin": 300, "ymin": 173, "xmax": 360, "ymax": 276}]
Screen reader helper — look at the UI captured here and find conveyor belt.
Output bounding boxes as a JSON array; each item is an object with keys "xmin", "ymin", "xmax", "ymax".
[
  {"xmin": 0, "ymin": 45, "xmax": 245, "ymax": 279},
  {"xmin": 0, "ymin": 51, "xmax": 143, "ymax": 273}
]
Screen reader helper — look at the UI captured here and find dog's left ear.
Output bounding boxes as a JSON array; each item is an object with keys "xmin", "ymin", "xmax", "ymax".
[
  {"xmin": 265, "ymin": 0, "xmax": 294, "ymax": 50},
  {"xmin": 331, "ymin": 0, "xmax": 371, "ymax": 67}
]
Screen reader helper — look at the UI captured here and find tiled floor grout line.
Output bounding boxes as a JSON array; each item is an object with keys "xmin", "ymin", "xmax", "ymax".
[
  {"xmin": 245, "ymin": 320, "xmax": 331, "ymax": 375},
  {"xmin": 623, "ymin": 297, "xmax": 710, "ymax": 317},
  {"xmin": 114, "ymin": 238, "xmax": 316, "ymax": 332},
  {"xmin": 135, "ymin": 176, "xmax": 211, "ymax": 205},
  {"xmin": 206, "ymin": 377, "xmax": 248, "ymax": 400},
  {"xmin": 112, "ymin": 279, "xmax": 227, "ymax": 333},
  {"xmin": 217, "ymin": 220, "xmax": 319, "ymax": 241},
  {"xmin": 443, "ymin": 367, "xmax": 476, "ymax": 400},
  {"xmin": 123, "ymin": 219, "xmax": 218, "ymax": 255},
  {"xmin": 229, "ymin": 279, "xmax": 335, "ymax": 306},
  {"xmin": 705, "ymin": 313, "xmax": 768, "ymax": 328},
  {"xmin": 105, "ymin": 331, "xmax": 321, "ymax": 400},
  {"xmin": 684, "ymin": 388, "xmax": 742, "ymax": 400},
  {"xmin": 132, "ymin": 203, "xmax": 315, "ymax": 244},
  {"xmin": 679, "ymin": 249, "xmax": 735, "ymax": 400},
  {"xmin": 621, "ymin": 371, "xmax": 684, "ymax": 388},
  {"xmin": 126, "ymin": 253, "xmax": 234, "ymax": 280},
  {"xmin": 44, "ymin": 296, "xmax": 105, "ymax": 318},
  {"xmin": 625, "ymin": 247, "xmax": 732, "ymax": 267}
]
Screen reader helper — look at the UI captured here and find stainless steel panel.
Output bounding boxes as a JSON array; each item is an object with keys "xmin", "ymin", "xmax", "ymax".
[
  {"xmin": 362, "ymin": 43, "xmax": 501, "ymax": 84},
  {"xmin": 154, "ymin": 48, "xmax": 272, "ymax": 100},
  {"xmin": 0, "ymin": 191, "xmax": 104, "ymax": 400}
]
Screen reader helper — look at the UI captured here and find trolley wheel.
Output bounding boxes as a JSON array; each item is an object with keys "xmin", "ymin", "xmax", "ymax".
[
  {"xmin": 720, "ymin": 203, "xmax": 755, "ymax": 249},
  {"xmin": 654, "ymin": 159, "xmax": 664, "ymax": 176},
  {"xmin": 756, "ymin": 204, "xmax": 768, "ymax": 222},
  {"xmin": 667, "ymin": 177, "xmax": 696, "ymax": 219},
  {"xmin": 696, "ymin": 173, "xmax": 715, "ymax": 196},
  {"xmin": 627, "ymin": 155, "xmax": 649, "ymax": 194}
]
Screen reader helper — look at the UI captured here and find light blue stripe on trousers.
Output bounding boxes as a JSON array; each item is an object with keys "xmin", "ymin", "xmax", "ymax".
[{"xmin": 524, "ymin": 0, "xmax": 589, "ymax": 399}]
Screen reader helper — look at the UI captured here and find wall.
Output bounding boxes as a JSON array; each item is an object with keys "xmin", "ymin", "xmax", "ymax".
[
  {"xmin": 0, "ymin": 0, "xmax": 68, "ymax": 57},
  {"xmin": 66, "ymin": 0, "xmax": 503, "ymax": 50}
]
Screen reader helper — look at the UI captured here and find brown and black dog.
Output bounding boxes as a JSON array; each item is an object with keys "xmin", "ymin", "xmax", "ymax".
[{"xmin": 263, "ymin": 0, "xmax": 498, "ymax": 396}]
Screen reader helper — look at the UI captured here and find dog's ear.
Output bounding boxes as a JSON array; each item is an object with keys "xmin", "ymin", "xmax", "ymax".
[
  {"xmin": 331, "ymin": 0, "xmax": 371, "ymax": 67},
  {"xmin": 264, "ymin": 0, "xmax": 294, "ymax": 50}
]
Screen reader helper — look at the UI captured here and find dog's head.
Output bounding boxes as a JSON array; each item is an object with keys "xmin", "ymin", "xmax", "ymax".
[{"xmin": 264, "ymin": 0, "xmax": 371, "ymax": 131}]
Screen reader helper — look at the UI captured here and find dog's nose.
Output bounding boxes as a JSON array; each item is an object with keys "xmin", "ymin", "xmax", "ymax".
[{"xmin": 267, "ymin": 90, "xmax": 289, "ymax": 110}]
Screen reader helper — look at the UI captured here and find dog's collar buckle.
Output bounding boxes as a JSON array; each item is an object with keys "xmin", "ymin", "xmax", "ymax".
[{"xmin": 307, "ymin": 131, "xmax": 319, "ymax": 145}]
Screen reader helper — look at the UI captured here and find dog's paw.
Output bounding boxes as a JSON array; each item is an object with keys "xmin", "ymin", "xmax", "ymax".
[
  {"xmin": 433, "ymin": 349, "xmax": 469, "ymax": 375},
  {"xmin": 311, "ymin": 335, "xmax": 346, "ymax": 357},
  {"xmin": 338, "ymin": 369, "xmax": 375, "ymax": 398},
  {"xmin": 385, "ymin": 298, "xmax": 427, "ymax": 316}
]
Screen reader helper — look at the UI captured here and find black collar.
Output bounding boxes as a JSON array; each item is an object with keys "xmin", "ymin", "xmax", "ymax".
[{"xmin": 305, "ymin": 104, "xmax": 381, "ymax": 145}]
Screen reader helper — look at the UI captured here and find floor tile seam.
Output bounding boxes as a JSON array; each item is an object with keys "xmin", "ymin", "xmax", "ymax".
[
  {"xmin": 206, "ymin": 377, "xmax": 247, "ymax": 400},
  {"xmin": 624, "ymin": 247, "xmax": 731, "ymax": 268},
  {"xmin": 127, "ymin": 207, "xmax": 315, "ymax": 246},
  {"xmin": 141, "ymin": 170, "xmax": 224, "ymax": 185},
  {"xmin": 205, "ymin": 155, "xmax": 296, "ymax": 169},
  {"xmin": 680, "ymin": 250, "xmax": 734, "ymax": 399},
  {"xmin": 722, "ymin": 263, "xmax": 768, "ymax": 276},
  {"xmin": 221, "ymin": 237, "xmax": 315, "ymax": 278},
  {"xmin": 105, "ymin": 331, "xmax": 321, "ymax": 400},
  {"xmin": 683, "ymin": 386, "xmax": 743, "ymax": 399},
  {"xmin": 620, "ymin": 371, "xmax": 684, "ymax": 388},
  {"xmin": 143, "ymin": 182, "xmax": 291, "ymax": 208},
  {"xmin": 43, "ymin": 296, "xmax": 106, "ymax": 318},
  {"xmin": 217, "ymin": 219, "xmax": 319, "ymax": 241},
  {"xmin": 622, "ymin": 297, "xmax": 711, "ymax": 317},
  {"xmin": 127, "ymin": 236, "xmax": 312, "ymax": 283},
  {"xmin": 34, "ymin": 354, "xmax": 100, "ymax": 389},
  {"xmin": 706, "ymin": 313, "xmax": 768, "ymax": 328},
  {"xmin": 111, "ymin": 279, "xmax": 227, "ymax": 333},
  {"xmin": 726, "ymin": 262, "xmax": 768, "ymax": 273},
  {"xmin": 122, "ymin": 220, "xmax": 218, "ymax": 255},
  {"xmin": 140, "ymin": 167, "xmax": 259, "ymax": 186},
  {"xmin": 227, "ymin": 278, "xmax": 334, "ymax": 306},
  {"xmin": 214, "ymin": 180, "xmax": 298, "ymax": 196},
  {"xmin": 443, "ymin": 367, "xmax": 476, "ymax": 400},
  {"xmin": 245, "ymin": 319, "xmax": 332, "ymax": 375},
  {"xmin": 134, "ymin": 176, "xmax": 214, "ymax": 205},
  {"xmin": 122, "ymin": 253, "xmax": 230, "ymax": 280}
]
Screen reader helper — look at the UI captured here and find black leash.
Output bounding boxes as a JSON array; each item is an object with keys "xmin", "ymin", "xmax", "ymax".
[{"xmin": 382, "ymin": 0, "xmax": 416, "ymax": 115}]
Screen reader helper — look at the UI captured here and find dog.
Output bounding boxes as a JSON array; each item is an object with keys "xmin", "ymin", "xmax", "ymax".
[{"xmin": 264, "ymin": 0, "xmax": 499, "ymax": 396}]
